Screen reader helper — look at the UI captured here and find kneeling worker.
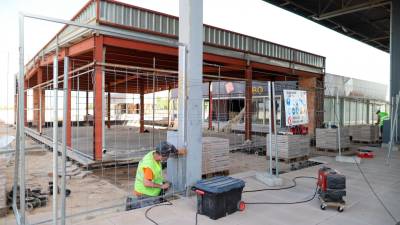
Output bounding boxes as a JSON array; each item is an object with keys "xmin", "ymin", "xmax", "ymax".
[{"xmin": 128, "ymin": 141, "xmax": 185, "ymax": 210}]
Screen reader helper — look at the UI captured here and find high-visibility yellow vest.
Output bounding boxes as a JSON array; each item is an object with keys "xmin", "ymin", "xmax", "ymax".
[
  {"xmin": 134, "ymin": 151, "xmax": 163, "ymax": 196},
  {"xmin": 378, "ymin": 112, "xmax": 389, "ymax": 127}
]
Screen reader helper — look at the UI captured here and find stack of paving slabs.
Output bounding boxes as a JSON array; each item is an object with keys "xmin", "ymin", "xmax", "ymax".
[
  {"xmin": 316, "ymin": 128, "xmax": 350, "ymax": 150},
  {"xmin": 202, "ymin": 137, "xmax": 230, "ymax": 174},
  {"xmin": 351, "ymin": 125, "xmax": 379, "ymax": 142},
  {"xmin": 267, "ymin": 134, "xmax": 310, "ymax": 159},
  {"xmin": 57, "ymin": 160, "xmax": 92, "ymax": 179},
  {"xmin": 0, "ymin": 157, "xmax": 7, "ymax": 216}
]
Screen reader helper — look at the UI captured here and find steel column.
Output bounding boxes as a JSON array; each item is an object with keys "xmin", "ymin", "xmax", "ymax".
[
  {"xmin": 391, "ymin": 0, "xmax": 400, "ymax": 143},
  {"xmin": 179, "ymin": 0, "xmax": 203, "ymax": 191},
  {"xmin": 245, "ymin": 66, "xmax": 253, "ymax": 141},
  {"xmin": 139, "ymin": 83, "xmax": 145, "ymax": 133},
  {"xmin": 52, "ymin": 49, "xmax": 59, "ymax": 225},
  {"xmin": 107, "ymin": 91, "xmax": 111, "ymax": 129},
  {"xmin": 18, "ymin": 14, "xmax": 26, "ymax": 224},
  {"xmin": 66, "ymin": 63, "xmax": 72, "ymax": 147},
  {"xmin": 33, "ymin": 69, "xmax": 44, "ymax": 133},
  {"xmin": 86, "ymin": 91, "xmax": 89, "ymax": 124},
  {"xmin": 61, "ymin": 57, "xmax": 69, "ymax": 225},
  {"xmin": 93, "ymin": 36, "xmax": 104, "ymax": 160},
  {"xmin": 208, "ymin": 81, "xmax": 213, "ymax": 130},
  {"xmin": 24, "ymin": 80, "xmax": 27, "ymax": 126}
]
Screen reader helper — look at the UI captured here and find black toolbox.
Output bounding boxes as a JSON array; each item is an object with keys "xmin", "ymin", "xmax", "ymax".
[{"xmin": 192, "ymin": 176, "xmax": 245, "ymax": 220}]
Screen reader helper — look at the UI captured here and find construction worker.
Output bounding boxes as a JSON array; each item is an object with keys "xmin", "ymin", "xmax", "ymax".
[
  {"xmin": 376, "ymin": 110, "xmax": 389, "ymax": 136},
  {"xmin": 126, "ymin": 141, "xmax": 185, "ymax": 210}
]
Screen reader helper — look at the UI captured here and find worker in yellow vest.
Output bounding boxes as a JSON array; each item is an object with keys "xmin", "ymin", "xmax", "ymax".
[
  {"xmin": 127, "ymin": 141, "xmax": 185, "ymax": 210},
  {"xmin": 376, "ymin": 110, "xmax": 389, "ymax": 137}
]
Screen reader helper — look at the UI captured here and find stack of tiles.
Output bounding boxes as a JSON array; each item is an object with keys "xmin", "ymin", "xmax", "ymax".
[
  {"xmin": 351, "ymin": 125, "xmax": 379, "ymax": 142},
  {"xmin": 316, "ymin": 128, "xmax": 350, "ymax": 150},
  {"xmin": 267, "ymin": 134, "xmax": 310, "ymax": 159},
  {"xmin": 202, "ymin": 137, "xmax": 230, "ymax": 174}
]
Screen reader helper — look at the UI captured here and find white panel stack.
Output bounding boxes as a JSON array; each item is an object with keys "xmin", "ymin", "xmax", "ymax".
[
  {"xmin": 267, "ymin": 135, "xmax": 310, "ymax": 159},
  {"xmin": 351, "ymin": 125, "xmax": 379, "ymax": 142},
  {"xmin": 316, "ymin": 128, "xmax": 350, "ymax": 150},
  {"xmin": 202, "ymin": 137, "xmax": 230, "ymax": 174},
  {"xmin": 0, "ymin": 157, "xmax": 7, "ymax": 215}
]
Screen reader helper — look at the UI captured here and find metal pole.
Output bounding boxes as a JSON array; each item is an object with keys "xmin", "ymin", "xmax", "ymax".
[
  {"xmin": 272, "ymin": 82, "xmax": 279, "ymax": 177},
  {"xmin": 217, "ymin": 66, "xmax": 221, "ymax": 132},
  {"xmin": 52, "ymin": 46, "xmax": 59, "ymax": 225},
  {"xmin": 336, "ymin": 88, "xmax": 341, "ymax": 157},
  {"xmin": 101, "ymin": 48, "xmax": 106, "ymax": 152},
  {"xmin": 167, "ymin": 88, "xmax": 170, "ymax": 130},
  {"xmin": 152, "ymin": 57, "xmax": 156, "ymax": 148},
  {"xmin": 387, "ymin": 93, "xmax": 400, "ymax": 164},
  {"xmin": 17, "ymin": 13, "xmax": 26, "ymax": 224},
  {"xmin": 60, "ymin": 57, "xmax": 69, "ymax": 225},
  {"xmin": 267, "ymin": 81, "xmax": 273, "ymax": 175}
]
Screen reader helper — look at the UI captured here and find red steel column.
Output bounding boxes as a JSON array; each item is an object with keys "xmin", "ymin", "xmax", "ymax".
[
  {"xmin": 93, "ymin": 36, "xmax": 104, "ymax": 160},
  {"xmin": 66, "ymin": 62, "xmax": 72, "ymax": 147},
  {"xmin": 107, "ymin": 91, "xmax": 111, "ymax": 129},
  {"xmin": 245, "ymin": 66, "xmax": 252, "ymax": 141},
  {"xmin": 33, "ymin": 69, "xmax": 43, "ymax": 132},
  {"xmin": 139, "ymin": 83, "xmax": 145, "ymax": 133},
  {"xmin": 208, "ymin": 81, "xmax": 213, "ymax": 130},
  {"xmin": 24, "ymin": 80, "xmax": 28, "ymax": 127},
  {"xmin": 86, "ymin": 91, "xmax": 89, "ymax": 124}
]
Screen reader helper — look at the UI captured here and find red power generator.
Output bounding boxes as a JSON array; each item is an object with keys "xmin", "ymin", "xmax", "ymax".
[{"xmin": 317, "ymin": 166, "xmax": 346, "ymax": 212}]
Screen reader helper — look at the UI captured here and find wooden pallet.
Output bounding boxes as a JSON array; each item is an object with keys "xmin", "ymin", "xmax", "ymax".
[
  {"xmin": 202, "ymin": 170, "xmax": 229, "ymax": 179},
  {"xmin": 270, "ymin": 155, "xmax": 309, "ymax": 163},
  {"xmin": 0, "ymin": 207, "xmax": 8, "ymax": 217},
  {"xmin": 352, "ymin": 139, "xmax": 380, "ymax": 144},
  {"xmin": 316, "ymin": 147, "xmax": 350, "ymax": 153}
]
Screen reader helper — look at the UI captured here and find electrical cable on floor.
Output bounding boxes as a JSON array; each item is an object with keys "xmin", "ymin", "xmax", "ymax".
[
  {"xmin": 353, "ymin": 158, "xmax": 398, "ymax": 223},
  {"xmin": 243, "ymin": 176, "xmax": 317, "ymax": 193},
  {"xmin": 145, "ymin": 177, "xmax": 318, "ymax": 224},
  {"xmin": 243, "ymin": 176, "xmax": 318, "ymax": 205},
  {"xmin": 144, "ymin": 199, "xmax": 173, "ymax": 225}
]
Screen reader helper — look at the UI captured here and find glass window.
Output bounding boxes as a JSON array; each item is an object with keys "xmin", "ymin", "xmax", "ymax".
[
  {"xmin": 252, "ymin": 97, "xmax": 265, "ymax": 125},
  {"xmin": 357, "ymin": 101, "xmax": 363, "ymax": 124},
  {"xmin": 350, "ymin": 101, "xmax": 356, "ymax": 125}
]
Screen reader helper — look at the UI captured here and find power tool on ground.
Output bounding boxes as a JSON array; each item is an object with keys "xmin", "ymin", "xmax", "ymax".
[{"xmin": 317, "ymin": 166, "xmax": 346, "ymax": 212}]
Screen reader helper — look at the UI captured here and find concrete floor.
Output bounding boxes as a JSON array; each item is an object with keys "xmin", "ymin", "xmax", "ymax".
[{"xmin": 72, "ymin": 149, "xmax": 400, "ymax": 225}]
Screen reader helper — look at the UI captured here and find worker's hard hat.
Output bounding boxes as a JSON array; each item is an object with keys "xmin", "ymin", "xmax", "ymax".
[{"xmin": 156, "ymin": 141, "xmax": 177, "ymax": 157}]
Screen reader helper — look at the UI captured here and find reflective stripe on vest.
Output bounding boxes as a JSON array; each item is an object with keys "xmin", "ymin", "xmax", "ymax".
[{"xmin": 134, "ymin": 151, "xmax": 163, "ymax": 196}]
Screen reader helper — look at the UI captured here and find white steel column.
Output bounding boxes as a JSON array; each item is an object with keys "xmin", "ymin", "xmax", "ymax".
[
  {"xmin": 52, "ymin": 52, "xmax": 59, "ymax": 225},
  {"xmin": 18, "ymin": 13, "xmax": 26, "ymax": 224},
  {"xmin": 391, "ymin": 0, "xmax": 400, "ymax": 143},
  {"xmin": 61, "ymin": 57, "xmax": 69, "ymax": 225},
  {"xmin": 178, "ymin": 0, "xmax": 203, "ymax": 190}
]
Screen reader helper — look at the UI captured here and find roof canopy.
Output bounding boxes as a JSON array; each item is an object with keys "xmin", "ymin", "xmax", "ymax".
[{"xmin": 263, "ymin": 0, "xmax": 390, "ymax": 52}]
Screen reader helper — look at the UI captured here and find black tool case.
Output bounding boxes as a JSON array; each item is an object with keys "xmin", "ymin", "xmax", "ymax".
[{"xmin": 192, "ymin": 176, "xmax": 245, "ymax": 220}]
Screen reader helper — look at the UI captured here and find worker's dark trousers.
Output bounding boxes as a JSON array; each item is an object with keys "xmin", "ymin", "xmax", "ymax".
[{"xmin": 126, "ymin": 190, "xmax": 167, "ymax": 211}]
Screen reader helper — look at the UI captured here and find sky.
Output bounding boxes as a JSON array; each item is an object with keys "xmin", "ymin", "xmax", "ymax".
[{"xmin": 0, "ymin": 0, "xmax": 391, "ymax": 109}]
